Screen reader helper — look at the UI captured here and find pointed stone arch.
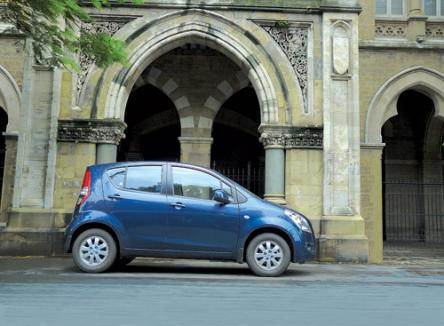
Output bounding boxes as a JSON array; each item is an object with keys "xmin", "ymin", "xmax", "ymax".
[
  {"xmin": 365, "ymin": 66, "xmax": 444, "ymax": 144},
  {"xmin": 79, "ymin": 9, "xmax": 303, "ymax": 125}
]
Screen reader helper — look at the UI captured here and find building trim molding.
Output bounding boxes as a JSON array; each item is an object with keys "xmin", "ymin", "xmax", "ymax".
[
  {"xmin": 57, "ymin": 119, "xmax": 127, "ymax": 145},
  {"xmin": 259, "ymin": 125, "xmax": 323, "ymax": 149}
]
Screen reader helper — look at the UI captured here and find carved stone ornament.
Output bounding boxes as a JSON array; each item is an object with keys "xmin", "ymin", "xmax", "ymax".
[
  {"xmin": 426, "ymin": 23, "xmax": 444, "ymax": 39},
  {"xmin": 375, "ymin": 21, "xmax": 407, "ymax": 39},
  {"xmin": 332, "ymin": 25, "xmax": 349, "ymax": 75},
  {"xmin": 285, "ymin": 127, "xmax": 323, "ymax": 148},
  {"xmin": 262, "ymin": 24, "xmax": 309, "ymax": 112},
  {"xmin": 58, "ymin": 119, "xmax": 127, "ymax": 145},
  {"xmin": 260, "ymin": 131, "xmax": 287, "ymax": 148},
  {"xmin": 77, "ymin": 18, "xmax": 133, "ymax": 101},
  {"xmin": 260, "ymin": 127, "xmax": 323, "ymax": 149}
]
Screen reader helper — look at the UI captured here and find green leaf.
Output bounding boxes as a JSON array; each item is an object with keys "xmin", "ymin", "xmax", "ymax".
[{"xmin": 2, "ymin": 0, "xmax": 145, "ymax": 71}]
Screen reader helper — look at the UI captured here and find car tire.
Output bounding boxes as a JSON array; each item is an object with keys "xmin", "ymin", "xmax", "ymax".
[
  {"xmin": 72, "ymin": 228, "xmax": 117, "ymax": 273},
  {"xmin": 246, "ymin": 233, "xmax": 291, "ymax": 277}
]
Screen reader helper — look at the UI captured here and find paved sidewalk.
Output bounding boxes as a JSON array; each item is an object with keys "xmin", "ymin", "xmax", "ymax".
[{"xmin": 1, "ymin": 256, "xmax": 444, "ymax": 284}]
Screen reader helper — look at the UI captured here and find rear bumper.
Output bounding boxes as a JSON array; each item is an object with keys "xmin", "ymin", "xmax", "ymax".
[{"xmin": 63, "ymin": 219, "xmax": 77, "ymax": 253}]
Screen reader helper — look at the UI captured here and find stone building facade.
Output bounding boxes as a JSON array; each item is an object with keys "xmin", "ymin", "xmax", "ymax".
[{"xmin": 0, "ymin": 0, "xmax": 443, "ymax": 263}]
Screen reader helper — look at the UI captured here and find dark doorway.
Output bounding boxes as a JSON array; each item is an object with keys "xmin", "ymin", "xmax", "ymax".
[
  {"xmin": 382, "ymin": 90, "xmax": 444, "ymax": 243},
  {"xmin": 118, "ymin": 84, "xmax": 180, "ymax": 162},
  {"xmin": 211, "ymin": 87, "xmax": 265, "ymax": 197}
]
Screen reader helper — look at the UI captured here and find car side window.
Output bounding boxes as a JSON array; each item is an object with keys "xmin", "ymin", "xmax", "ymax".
[
  {"xmin": 107, "ymin": 168, "xmax": 126, "ymax": 188},
  {"xmin": 126, "ymin": 166, "xmax": 162, "ymax": 193},
  {"xmin": 172, "ymin": 167, "xmax": 221, "ymax": 200}
]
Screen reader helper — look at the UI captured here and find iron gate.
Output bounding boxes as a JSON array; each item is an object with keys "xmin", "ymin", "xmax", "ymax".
[
  {"xmin": 383, "ymin": 181, "xmax": 444, "ymax": 243},
  {"xmin": 212, "ymin": 161, "xmax": 265, "ymax": 198}
]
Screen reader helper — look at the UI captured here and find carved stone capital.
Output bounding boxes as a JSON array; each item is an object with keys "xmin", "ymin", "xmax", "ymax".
[
  {"xmin": 58, "ymin": 119, "xmax": 127, "ymax": 145},
  {"xmin": 259, "ymin": 126, "xmax": 323, "ymax": 149},
  {"xmin": 259, "ymin": 127, "xmax": 287, "ymax": 149}
]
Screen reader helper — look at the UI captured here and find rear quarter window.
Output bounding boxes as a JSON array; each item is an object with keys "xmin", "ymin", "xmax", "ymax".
[{"xmin": 107, "ymin": 168, "xmax": 126, "ymax": 188}]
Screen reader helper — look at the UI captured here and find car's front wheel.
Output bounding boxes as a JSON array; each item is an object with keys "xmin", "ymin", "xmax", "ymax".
[
  {"xmin": 72, "ymin": 228, "xmax": 117, "ymax": 273},
  {"xmin": 246, "ymin": 233, "xmax": 291, "ymax": 277}
]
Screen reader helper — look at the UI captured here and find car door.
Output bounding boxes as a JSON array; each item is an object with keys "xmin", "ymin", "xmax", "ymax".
[
  {"xmin": 165, "ymin": 165, "xmax": 240, "ymax": 255},
  {"xmin": 103, "ymin": 164, "xmax": 169, "ymax": 251}
]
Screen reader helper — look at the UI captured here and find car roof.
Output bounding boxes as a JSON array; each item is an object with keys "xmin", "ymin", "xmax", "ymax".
[{"xmin": 92, "ymin": 161, "xmax": 210, "ymax": 170}]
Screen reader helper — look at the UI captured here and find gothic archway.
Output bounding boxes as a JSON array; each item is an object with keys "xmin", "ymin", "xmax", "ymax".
[
  {"xmin": 79, "ymin": 9, "xmax": 304, "ymax": 125},
  {"xmin": 363, "ymin": 67, "xmax": 444, "ymax": 261},
  {"xmin": 366, "ymin": 67, "xmax": 444, "ymax": 144},
  {"xmin": 0, "ymin": 64, "xmax": 20, "ymax": 219},
  {"xmin": 381, "ymin": 90, "xmax": 443, "ymax": 243}
]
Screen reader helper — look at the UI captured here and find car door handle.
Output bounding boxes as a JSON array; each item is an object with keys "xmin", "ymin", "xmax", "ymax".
[
  {"xmin": 170, "ymin": 202, "xmax": 186, "ymax": 209},
  {"xmin": 108, "ymin": 194, "xmax": 122, "ymax": 200}
]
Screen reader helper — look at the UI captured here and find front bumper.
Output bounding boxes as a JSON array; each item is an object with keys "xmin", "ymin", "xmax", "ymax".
[{"xmin": 291, "ymin": 228, "xmax": 316, "ymax": 263}]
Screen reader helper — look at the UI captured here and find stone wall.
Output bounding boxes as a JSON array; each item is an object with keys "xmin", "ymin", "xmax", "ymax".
[
  {"xmin": 53, "ymin": 143, "xmax": 96, "ymax": 211},
  {"xmin": 360, "ymin": 146, "xmax": 383, "ymax": 263},
  {"xmin": 285, "ymin": 148, "xmax": 323, "ymax": 236}
]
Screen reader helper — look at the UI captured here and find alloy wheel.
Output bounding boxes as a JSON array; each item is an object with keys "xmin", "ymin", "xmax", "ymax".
[
  {"xmin": 79, "ymin": 236, "xmax": 109, "ymax": 266},
  {"xmin": 254, "ymin": 240, "xmax": 283, "ymax": 271}
]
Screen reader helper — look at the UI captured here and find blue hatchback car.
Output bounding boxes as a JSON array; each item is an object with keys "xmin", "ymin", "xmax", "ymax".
[{"xmin": 64, "ymin": 162, "xmax": 316, "ymax": 276}]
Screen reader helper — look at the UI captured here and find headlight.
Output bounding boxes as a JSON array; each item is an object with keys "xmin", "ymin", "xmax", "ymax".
[{"xmin": 285, "ymin": 210, "xmax": 311, "ymax": 233}]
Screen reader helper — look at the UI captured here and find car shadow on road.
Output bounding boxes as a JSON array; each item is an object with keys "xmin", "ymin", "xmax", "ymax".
[{"xmin": 73, "ymin": 262, "xmax": 312, "ymax": 278}]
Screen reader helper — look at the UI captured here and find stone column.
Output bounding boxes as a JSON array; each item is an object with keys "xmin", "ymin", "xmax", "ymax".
[
  {"xmin": 57, "ymin": 119, "xmax": 126, "ymax": 164},
  {"xmin": 320, "ymin": 12, "xmax": 368, "ymax": 262},
  {"xmin": 96, "ymin": 144, "xmax": 118, "ymax": 164},
  {"xmin": 11, "ymin": 42, "xmax": 64, "ymax": 209},
  {"xmin": 179, "ymin": 137, "xmax": 213, "ymax": 167},
  {"xmin": 259, "ymin": 126, "xmax": 286, "ymax": 205}
]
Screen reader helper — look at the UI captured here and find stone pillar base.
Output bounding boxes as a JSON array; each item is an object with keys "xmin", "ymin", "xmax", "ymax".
[
  {"xmin": 0, "ymin": 208, "xmax": 71, "ymax": 256},
  {"xmin": 263, "ymin": 194, "xmax": 286, "ymax": 205},
  {"xmin": 0, "ymin": 228, "xmax": 65, "ymax": 256},
  {"xmin": 319, "ymin": 215, "xmax": 369, "ymax": 262}
]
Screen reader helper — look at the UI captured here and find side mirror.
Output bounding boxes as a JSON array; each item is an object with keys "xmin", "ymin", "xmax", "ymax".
[{"xmin": 213, "ymin": 189, "xmax": 231, "ymax": 205}]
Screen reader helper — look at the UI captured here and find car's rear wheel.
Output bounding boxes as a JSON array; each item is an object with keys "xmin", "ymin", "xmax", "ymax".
[
  {"xmin": 246, "ymin": 233, "xmax": 291, "ymax": 277},
  {"xmin": 72, "ymin": 228, "xmax": 117, "ymax": 273}
]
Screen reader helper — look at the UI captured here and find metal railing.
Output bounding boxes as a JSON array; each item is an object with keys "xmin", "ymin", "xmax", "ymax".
[
  {"xmin": 383, "ymin": 181, "xmax": 444, "ymax": 243},
  {"xmin": 212, "ymin": 161, "xmax": 265, "ymax": 198}
]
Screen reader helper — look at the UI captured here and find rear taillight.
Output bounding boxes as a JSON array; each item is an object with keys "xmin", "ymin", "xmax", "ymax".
[{"xmin": 76, "ymin": 168, "xmax": 91, "ymax": 207}]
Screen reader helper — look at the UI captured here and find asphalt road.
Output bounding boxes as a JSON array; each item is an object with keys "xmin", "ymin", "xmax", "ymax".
[{"xmin": 0, "ymin": 257, "xmax": 443, "ymax": 326}]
